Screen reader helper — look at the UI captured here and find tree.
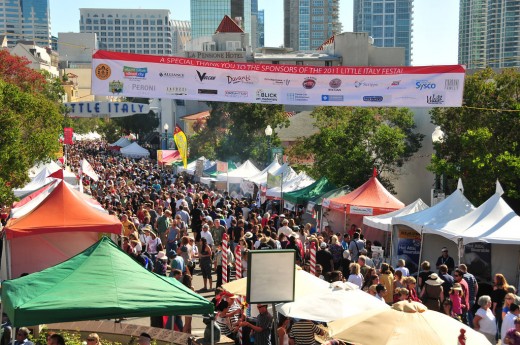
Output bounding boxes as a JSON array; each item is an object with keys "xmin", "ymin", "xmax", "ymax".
[
  {"xmin": 428, "ymin": 68, "xmax": 520, "ymax": 210},
  {"xmin": 0, "ymin": 52, "xmax": 63, "ymax": 204},
  {"xmin": 189, "ymin": 102, "xmax": 289, "ymax": 166},
  {"xmin": 112, "ymin": 97, "xmax": 159, "ymax": 137},
  {"xmin": 287, "ymin": 106, "xmax": 423, "ymax": 193}
]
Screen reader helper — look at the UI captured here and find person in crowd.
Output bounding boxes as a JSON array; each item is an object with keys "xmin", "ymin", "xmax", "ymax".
[
  {"xmin": 436, "ymin": 247, "xmax": 455, "ymax": 274},
  {"xmin": 393, "ymin": 270, "xmax": 404, "ymax": 290},
  {"xmin": 316, "ymin": 242, "xmax": 334, "ymax": 276},
  {"xmin": 474, "ymin": 295, "xmax": 497, "ymax": 343},
  {"xmin": 395, "ymin": 259, "xmax": 409, "ymax": 277},
  {"xmin": 13, "ymin": 327, "xmax": 34, "ymax": 345},
  {"xmin": 289, "ymin": 319, "xmax": 326, "ymax": 345},
  {"xmin": 347, "ymin": 263, "xmax": 363, "ymax": 289},
  {"xmin": 277, "ymin": 315, "xmax": 291, "ymax": 345},
  {"xmin": 503, "ymin": 317, "xmax": 520, "ymax": 345},
  {"xmin": 379, "ymin": 263, "xmax": 394, "ymax": 304},
  {"xmin": 182, "ymin": 274, "xmax": 195, "ymax": 333},
  {"xmin": 85, "ymin": 334, "xmax": 100, "ymax": 345},
  {"xmin": 420, "ymin": 273, "xmax": 444, "ymax": 312},
  {"xmin": 48, "ymin": 334, "xmax": 65, "ymax": 345},
  {"xmin": 201, "ymin": 224, "xmax": 215, "ymax": 247},
  {"xmin": 315, "ymin": 264, "xmax": 324, "ymax": 280},
  {"xmin": 504, "ymin": 293, "xmax": 518, "ymax": 320},
  {"xmin": 442, "ymin": 299, "xmax": 458, "ymax": 320},
  {"xmin": 199, "ymin": 237, "xmax": 213, "ymax": 291},
  {"xmin": 395, "ymin": 287, "xmax": 410, "ymax": 302},
  {"xmin": 375, "ymin": 284, "xmax": 387, "ymax": 302},
  {"xmin": 357, "ymin": 255, "xmax": 372, "ymax": 278},
  {"xmin": 459, "ymin": 264, "xmax": 478, "ymax": 325},
  {"xmin": 492, "ymin": 273, "xmax": 510, "ymax": 338},
  {"xmin": 449, "ymin": 283, "xmax": 465, "ymax": 320},
  {"xmin": 240, "ymin": 304, "xmax": 273, "ymax": 345},
  {"xmin": 348, "ymin": 232, "xmax": 364, "ymax": 262},
  {"xmin": 137, "ymin": 333, "xmax": 152, "ymax": 345},
  {"xmin": 169, "ymin": 250, "xmax": 185, "ymax": 275},
  {"xmin": 502, "ymin": 304, "xmax": 520, "ymax": 345},
  {"xmin": 402, "ymin": 276, "xmax": 421, "ymax": 302},
  {"xmin": 328, "ymin": 235, "xmax": 343, "ymax": 271},
  {"xmin": 418, "ymin": 261, "xmax": 433, "ymax": 289},
  {"xmin": 153, "ymin": 250, "xmax": 168, "ymax": 276},
  {"xmin": 453, "ymin": 268, "xmax": 470, "ymax": 324},
  {"xmin": 439, "ymin": 264, "xmax": 454, "ymax": 300}
]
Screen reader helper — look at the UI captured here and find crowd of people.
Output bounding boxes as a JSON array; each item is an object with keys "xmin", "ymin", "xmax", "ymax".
[{"xmin": 3, "ymin": 139, "xmax": 520, "ymax": 345}]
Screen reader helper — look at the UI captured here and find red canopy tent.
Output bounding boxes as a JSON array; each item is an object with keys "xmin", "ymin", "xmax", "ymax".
[
  {"xmin": 323, "ymin": 169, "xmax": 404, "ymax": 241},
  {"xmin": 2, "ymin": 179, "xmax": 121, "ymax": 279}
]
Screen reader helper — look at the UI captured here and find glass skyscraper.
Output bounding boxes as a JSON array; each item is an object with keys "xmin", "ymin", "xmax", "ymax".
[
  {"xmin": 190, "ymin": 0, "xmax": 256, "ymax": 47},
  {"xmin": 353, "ymin": 0, "xmax": 413, "ymax": 66},
  {"xmin": 0, "ymin": 0, "xmax": 51, "ymax": 47},
  {"xmin": 459, "ymin": 0, "xmax": 520, "ymax": 69},
  {"xmin": 284, "ymin": 0, "xmax": 342, "ymax": 51}
]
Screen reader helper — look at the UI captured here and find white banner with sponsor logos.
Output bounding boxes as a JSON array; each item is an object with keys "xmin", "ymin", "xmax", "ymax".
[{"xmin": 92, "ymin": 50, "xmax": 465, "ymax": 107}]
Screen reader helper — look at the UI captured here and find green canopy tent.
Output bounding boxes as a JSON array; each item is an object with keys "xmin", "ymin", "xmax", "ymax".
[
  {"xmin": 309, "ymin": 185, "xmax": 352, "ymax": 211},
  {"xmin": 283, "ymin": 177, "xmax": 336, "ymax": 205},
  {"xmin": 2, "ymin": 237, "xmax": 214, "ymax": 327}
]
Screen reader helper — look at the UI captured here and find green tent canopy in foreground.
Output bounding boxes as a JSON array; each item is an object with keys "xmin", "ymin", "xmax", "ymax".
[
  {"xmin": 309, "ymin": 185, "xmax": 352, "ymax": 209},
  {"xmin": 283, "ymin": 177, "xmax": 336, "ymax": 205},
  {"xmin": 2, "ymin": 237, "xmax": 214, "ymax": 327}
]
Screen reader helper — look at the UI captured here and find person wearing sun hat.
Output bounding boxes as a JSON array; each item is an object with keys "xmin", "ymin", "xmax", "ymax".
[{"xmin": 420, "ymin": 273, "xmax": 444, "ymax": 312}]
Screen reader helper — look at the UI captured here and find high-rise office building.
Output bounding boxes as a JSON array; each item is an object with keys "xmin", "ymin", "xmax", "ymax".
[
  {"xmin": 172, "ymin": 20, "xmax": 191, "ymax": 55},
  {"xmin": 190, "ymin": 0, "xmax": 257, "ymax": 48},
  {"xmin": 258, "ymin": 9, "xmax": 265, "ymax": 48},
  {"xmin": 284, "ymin": 0, "xmax": 342, "ymax": 51},
  {"xmin": 353, "ymin": 0, "xmax": 413, "ymax": 65},
  {"xmin": 459, "ymin": 0, "xmax": 520, "ymax": 69},
  {"xmin": 79, "ymin": 8, "xmax": 173, "ymax": 55},
  {"xmin": 0, "ymin": 0, "xmax": 51, "ymax": 47}
]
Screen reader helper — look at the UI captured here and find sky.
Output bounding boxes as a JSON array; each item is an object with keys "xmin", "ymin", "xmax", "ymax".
[{"xmin": 49, "ymin": 0, "xmax": 459, "ymax": 66}]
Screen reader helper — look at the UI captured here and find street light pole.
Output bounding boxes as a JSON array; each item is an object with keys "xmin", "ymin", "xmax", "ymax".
[
  {"xmin": 265, "ymin": 125, "xmax": 272, "ymax": 167},
  {"xmin": 431, "ymin": 126, "xmax": 445, "ymax": 205},
  {"xmin": 163, "ymin": 123, "xmax": 169, "ymax": 150}
]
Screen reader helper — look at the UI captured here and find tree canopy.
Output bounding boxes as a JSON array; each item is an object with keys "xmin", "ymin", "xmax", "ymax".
[
  {"xmin": 189, "ymin": 102, "xmax": 289, "ymax": 166},
  {"xmin": 0, "ymin": 50, "xmax": 64, "ymax": 204},
  {"xmin": 287, "ymin": 106, "xmax": 423, "ymax": 193},
  {"xmin": 429, "ymin": 68, "xmax": 520, "ymax": 210}
]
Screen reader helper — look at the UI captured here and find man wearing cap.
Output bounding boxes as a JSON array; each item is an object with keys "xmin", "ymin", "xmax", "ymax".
[
  {"xmin": 277, "ymin": 218, "xmax": 292, "ymax": 237},
  {"xmin": 316, "ymin": 242, "xmax": 334, "ymax": 276},
  {"xmin": 436, "ymin": 247, "xmax": 455, "ymax": 275},
  {"xmin": 169, "ymin": 249, "xmax": 186, "ymax": 275}
]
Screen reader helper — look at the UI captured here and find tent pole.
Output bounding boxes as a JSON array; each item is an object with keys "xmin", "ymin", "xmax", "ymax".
[
  {"xmin": 211, "ymin": 316, "xmax": 215, "ymax": 345},
  {"xmin": 6, "ymin": 238, "xmax": 12, "ymax": 280},
  {"xmin": 271, "ymin": 303, "xmax": 279, "ymax": 345},
  {"xmin": 417, "ymin": 227, "xmax": 425, "ymax": 294},
  {"xmin": 170, "ymin": 315, "xmax": 175, "ymax": 345},
  {"xmin": 389, "ymin": 225, "xmax": 394, "ymax": 265}
]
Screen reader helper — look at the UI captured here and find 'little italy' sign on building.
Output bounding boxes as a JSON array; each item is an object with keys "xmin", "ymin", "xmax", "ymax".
[{"xmin": 64, "ymin": 102, "xmax": 150, "ymax": 118}]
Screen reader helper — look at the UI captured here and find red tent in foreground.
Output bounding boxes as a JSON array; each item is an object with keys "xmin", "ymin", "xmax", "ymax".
[
  {"xmin": 324, "ymin": 169, "xmax": 405, "ymax": 216},
  {"xmin": 2, "ymin": 180, "xmax": 121, "ymax": 279}
]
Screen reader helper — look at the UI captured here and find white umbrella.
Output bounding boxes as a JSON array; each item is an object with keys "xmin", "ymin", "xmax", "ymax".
[
  {"xmin": 329, "ymin": 301, "xmax": 492, "ymax": 345},
  {"xmin": 277, "ymin": 289, "xmax": 389, "ymax": 323}
]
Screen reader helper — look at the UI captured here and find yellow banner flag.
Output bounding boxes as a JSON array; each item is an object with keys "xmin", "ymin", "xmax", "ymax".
[{"xmin": 173, "ymin": 125, "xmax": 188, "ymax": 168}]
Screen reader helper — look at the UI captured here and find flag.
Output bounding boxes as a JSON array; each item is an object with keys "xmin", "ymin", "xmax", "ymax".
[
  {"xmin": 81, "ymin": 158, "xmax": 99, "ymax": 181},
  {"xmin": 267, "ymin": 173, "xmax": 282, "ymax": 189},
  {"xmin": 47, "ymin": 169, "xmax": 64, "ymax": 179},
  {"xmin": 63, "ymin": 127, "xmax": 74, "ymax": 145},
  {"xmin": 173, "ymin": 125, "xmax": 188, "ymax": 168},
  {"xmin": 216, "ymin": 160, "xmax": 228, "ymax": 173}
]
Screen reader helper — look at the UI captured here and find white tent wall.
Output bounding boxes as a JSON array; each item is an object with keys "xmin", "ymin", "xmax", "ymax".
[
  {"xmin": 490, "ymin": 244, "xmax": 520, "ymax": 289},
  {"xmin": 2, "ymin": 232, "xmax": 100, "ymax": 280}
]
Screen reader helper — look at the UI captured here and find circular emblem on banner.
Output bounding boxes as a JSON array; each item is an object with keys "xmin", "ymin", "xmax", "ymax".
[{"xmin": 95, "ymin": 64, "xmax": 111, "ymax": 80}]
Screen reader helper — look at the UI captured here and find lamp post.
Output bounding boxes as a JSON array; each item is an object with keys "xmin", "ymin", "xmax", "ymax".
[
  {"xmin": 431, "ymin": 126, "xmax": 445, "ymax": 205},
  {"xmin": 163, "ymin": 123, "xmax": 169, "ymax": 150},
  {"xmin": 265, "ymin": 125, "xmax": 272, "ymax": 166}
]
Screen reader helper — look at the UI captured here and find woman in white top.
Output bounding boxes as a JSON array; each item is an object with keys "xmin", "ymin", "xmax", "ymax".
[
  {"xmin": 347, "ymin": 262, "xmax": 364, "ymax": 289},
  {"xmin": 474, "ymin": 295, "xmax": 497, "ymax": 343},
  {"xmin": 277, "ymin": 315, "xmax": 291, "ymax": 345}
]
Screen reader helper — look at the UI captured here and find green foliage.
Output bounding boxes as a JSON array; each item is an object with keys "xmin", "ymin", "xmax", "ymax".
[
  {"xmin": 288, "ymin": 106, "xmax": 423, "ymax": 193},
  {"xmin": 428, "ymin": 68, "xmax": 520, "ymax": 207},
  {"xmin": 189, "ymin": 102, "xmax": 289, "ymax": 165},
  {"xmin": 112, "ymin": 98, "xmax": 159, "ymax": 137},
  {"xmin": 97, "ymin": 120, "xmax": 123, "ymax": 144},
  {"xmin": 69, "ymin": 118, "xmax": 104, "ymax": 134},
  {"xmin": 34, "ymin": 330, "xmax": 122, "ymax": 345}
]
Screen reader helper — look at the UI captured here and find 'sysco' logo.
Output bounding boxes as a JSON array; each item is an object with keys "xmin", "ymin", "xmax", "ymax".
[{"xmin": 416, "ymin": 80, "xmax": 436, "ymax": 90}]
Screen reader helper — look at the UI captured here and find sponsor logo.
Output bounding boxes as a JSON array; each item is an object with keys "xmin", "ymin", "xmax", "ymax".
[
  {"xmin": 354, "ymin": 80, "xmax": 378, "ymax": 88},
  {"xmin": 363, "ymin": 96, "xmax": 384, "ymax": 102},
  {"xmin": 255, "ymin": 89, "xmax": 278, "ymax": 102},
  {"xmin": 426, "ymin": 93, "xmax": 445, "ymax": 105},
  {"xmin": 302, "ymin": 77, "xmax": 317, "ymax": 89},
  {"xmin": 198, "ymin": 89, "xmax": 218, "ymax": 95},
  {"xmin": 109, "ymin": 80, "xmax": 123, "ymax": 94},
  {"xmin": 416, "ymin": 80, "xmax": 436, "ymax": 90},
  {"xmin": 321, "ymin": 95, "xmax": 344, "ymax": 102},
  {"xmin": 444, "ymin": 79, "xmax": 460, "ymax": 91},
  {"xmin": 225, "ymin": 90, "xmax": 249, "ymax": 98},
  {"xmin": 131, "ymin": 84, "xmax": 156, "ymax": 91},
  {"xmin": 264, "ymin": 77, "xmax": 291, "ymax": 86},
  {"xmin": 286, "ymin": 92, "xmax": 309, "ymax": 102},
  {"xmin": 123, "ymin": 66, "xmax": 148, "ymax": 78},
  {"xmin": 226, "ymin": 75, "xmax": 255, "ymax": 84},
  {"xmin": 196, "ymin": 70, "xmax": 216, "ymax": 82},
  {"xmin": 95, "ymin": 64, "xmax": 111, "ymax": 80},
  {"xmin": 387, "ymin": 80, "xmax": 405, "ymax": 90},
  {"xmin": 329, "ymin": 78, "xmax": 342, "ymax": 90},
  {"xmin": 159, "ymin": 72, "xmax": 184, "ymax": 78},
  {"xmin": 166, "ymin": 86, "xmax": 187, "ymax": 95}
]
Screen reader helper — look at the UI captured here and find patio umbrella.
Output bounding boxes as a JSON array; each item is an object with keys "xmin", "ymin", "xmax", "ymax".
[
  {"xmin": 329, "ymin": 301, "xmax": 492, "ymax": 345},
  {"xmin": 277, "ymin": 289, "xmax": 389, "ymax": 323}
]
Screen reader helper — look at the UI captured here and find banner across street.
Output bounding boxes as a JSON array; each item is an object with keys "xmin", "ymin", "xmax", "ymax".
[{"xmin": 92, "ymin": 50, "xmax": 466, "ymax": 107}]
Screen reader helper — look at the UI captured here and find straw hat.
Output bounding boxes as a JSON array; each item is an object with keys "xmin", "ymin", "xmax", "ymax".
[{"xmin": 425, "ymin": 273, "xmax": 444, "ymax": 286}]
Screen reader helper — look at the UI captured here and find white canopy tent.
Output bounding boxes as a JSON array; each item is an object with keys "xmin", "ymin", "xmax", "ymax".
[
  {"xmin": 265, "ymin": 172, "xmax": 315, "ymax": 199},
  {"xmin": 109, "ymin": 137, "xmax": 132, "ymax": 147},
  {"xmin": 120, "ymin": 142, "xmax": 150, "ymax": 158},
  {"xmin": 244, "ymin": 159, "xmax": 282, "ymax": 185},
  {"xmin": 177, "ymin": 157, "xmax": 214, "ymax": 175},
  {"xmin": 424, "ymin": 181, "xmax": 520, "ymax": 285},
  {"xmin": 216, "ymin": 160, "xmax": 261, "ymax": 191},
  {"xmin": 28, "ymin": 161, "xmax": 78, "ymax": 185},
  {"xmin": 390, "ymin": 181, "xmax": 475, "ymax": 272},
  {"xmin": 364, "ymin": 198, "xmax": 430, "ymax": 232},
  {"xmin": 14, "ymin": 167, "xmax": 57, "ymax": 198}
]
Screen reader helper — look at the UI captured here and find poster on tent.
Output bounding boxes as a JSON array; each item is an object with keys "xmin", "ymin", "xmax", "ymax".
[
  {"xmin": 396, "ymin": 229, "xmax": 422, "ymax": 276},
  {"xmin": 92, "ymin": 50, "xmax": 465, "ymax": 107},
  {"xmin": 464, "ymin": 243, "xmax": 492, "ymax": 283}
]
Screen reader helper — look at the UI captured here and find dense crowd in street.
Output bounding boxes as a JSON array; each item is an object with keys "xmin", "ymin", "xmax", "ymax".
[{"xmin": 3, "ymin": 139, "xmax": 520, "ymax": 345}]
